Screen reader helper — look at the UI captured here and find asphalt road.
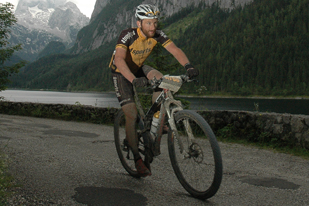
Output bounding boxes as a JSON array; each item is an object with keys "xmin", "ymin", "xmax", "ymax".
[{"xmin": 0, "ymin": 114, "xmax": 308, "ymax": 206}]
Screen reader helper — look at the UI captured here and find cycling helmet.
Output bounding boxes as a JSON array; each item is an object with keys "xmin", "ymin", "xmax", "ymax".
[{"xmin": 135, "ymin": 4, "xmax": 160, "ymax": 20}]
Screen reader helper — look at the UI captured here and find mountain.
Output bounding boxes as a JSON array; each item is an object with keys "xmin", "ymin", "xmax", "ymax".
[
  {"xmin": 37, "ymin": 41, "xmax": 66, "ymax": 60},
  {"xmin": 10, "ymin": 0, "xmax": 253, "ymax": 90},
  {"xmin": 9, "ymin": 0, "xmax": 309, "ymax": 97},
  {"xmin": 9, "ymin": 24, "xmax": 62, "ymax": 62},
  {"xmin": 8, "ymin": 0, "xmax": 89, "ymax": 61},
  {"xmin": 71, "ymin": 0, "xmax": 252, "ymax": 54}
]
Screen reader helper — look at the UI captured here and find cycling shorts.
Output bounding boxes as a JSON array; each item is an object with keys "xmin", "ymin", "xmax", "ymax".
[{"xmin": 112, "ymin": 65, "xmax": 154, "ymax": 107}]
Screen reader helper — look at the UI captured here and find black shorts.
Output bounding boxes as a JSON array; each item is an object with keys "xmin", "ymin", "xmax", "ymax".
[{"xmin": 112, "ymin": 65, "xmax": 154, "ymax": 107}]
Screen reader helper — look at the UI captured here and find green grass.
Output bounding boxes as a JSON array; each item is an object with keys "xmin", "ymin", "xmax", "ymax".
[{"xmin": 0, "ymin": 152, "xmax": 15, "ymax": 205}]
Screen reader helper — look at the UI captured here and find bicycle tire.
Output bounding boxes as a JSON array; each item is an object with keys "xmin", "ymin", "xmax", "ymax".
[
  {"xmin": 168, "ymin": 110, "xmax": 223, "ymax": 199},
  {"xmin": 114, "ymin": 109, "xmax": 141, "ymax": 178}
]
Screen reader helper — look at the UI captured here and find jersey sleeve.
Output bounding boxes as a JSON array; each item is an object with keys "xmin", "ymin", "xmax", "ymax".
[
  {"xmin": 156, "ymin": 30, "xmax": 173, "ymax": 48},
  {"xmin": 115, "ymin": 28, "xmax": 136, "ymax": 50}
]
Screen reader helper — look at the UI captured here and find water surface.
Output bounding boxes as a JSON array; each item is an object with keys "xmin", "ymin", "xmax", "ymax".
[{"xmin": 1, "ymin": 90, "xmax": 309, "ymax": 115}]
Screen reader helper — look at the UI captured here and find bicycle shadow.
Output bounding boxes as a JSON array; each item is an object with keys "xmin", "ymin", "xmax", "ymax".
[
  {"xmin": 174, "ymin": 192, "xmax": 214, "ymax": 205},
  {"xmin": 72, "ymin": 186, "xmax": 148, "ymax": 206}
]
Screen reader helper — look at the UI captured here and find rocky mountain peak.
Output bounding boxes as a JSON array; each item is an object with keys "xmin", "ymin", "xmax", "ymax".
[
  {"xmin": 59, "ymin": 1, "xmax": 80, "ymax": 13},
  {"xmin": 15, "ymin": 0, "xmax": 64, "ymax": 15},
  {"xmin": 90, "ymin": 0, "xmax": 110, "ymax": 22},
  {"xmin": 48, "ymin": 2, "xmax": 89, "ymax": 32},
  {"xmin": 9, "ymin": 0, "xmax": 90, "ymax": 62},
  {"xmin": 15, "ymin": 0, "xmax": 89, "ymax": 41}
]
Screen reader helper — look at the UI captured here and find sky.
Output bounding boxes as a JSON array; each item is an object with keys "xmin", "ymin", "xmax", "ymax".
[{"xmin": 0, "ymin": 0, "xmax": 97, "ymax": 17}]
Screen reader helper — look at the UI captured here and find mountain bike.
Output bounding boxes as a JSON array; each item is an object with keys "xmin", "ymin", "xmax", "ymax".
[{"xmin": 114, "ymin": 74, "xmax": 223, "ymax": 199}]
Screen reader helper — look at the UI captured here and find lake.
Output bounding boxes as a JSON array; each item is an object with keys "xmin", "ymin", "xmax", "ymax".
[{"xmin": 1, "ymin": 90, "xmax": 309, "ymax": 115}]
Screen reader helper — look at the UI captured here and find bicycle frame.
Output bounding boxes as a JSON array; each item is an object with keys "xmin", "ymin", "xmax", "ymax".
[{"xmin": 133, "ymin": 75, "xmax": 189, "ymax": 157}]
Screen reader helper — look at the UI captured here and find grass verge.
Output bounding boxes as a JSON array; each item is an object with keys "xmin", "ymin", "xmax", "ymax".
[{"xmin": 0, "ymin": 152, "xmax": 15, "ymax": 205}]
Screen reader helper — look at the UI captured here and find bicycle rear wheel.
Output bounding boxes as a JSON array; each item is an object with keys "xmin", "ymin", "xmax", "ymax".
[
  {"xmin": 168, "ymin": 110, "xmax": 222, "ymax": 199},
  {"xmin": 114, "ymin": 110, "xmax": 145, "ymax": 178}
]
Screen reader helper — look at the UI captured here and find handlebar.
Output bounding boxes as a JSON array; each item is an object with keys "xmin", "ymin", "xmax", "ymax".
[{"xmin": 149, "ymin": 74, "xmax": 196, "ymax": 89}]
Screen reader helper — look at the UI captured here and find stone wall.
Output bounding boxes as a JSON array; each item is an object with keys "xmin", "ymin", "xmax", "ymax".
[
  {"xmin": 0, "ymin": 101, "xmax": 119, "ymax": 125},
  {"xmin": 0, "ymin": 101, "xmax": 308, "ymax": 150},
  {"xmin": 199, "ymin": 110, "xmax": 309, "ymax": 150}
]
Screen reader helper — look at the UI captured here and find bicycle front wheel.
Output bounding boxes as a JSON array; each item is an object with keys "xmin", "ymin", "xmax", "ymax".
[{"xmin": 168, "ymin": 110, "xmax": 222, "ymax": 199}]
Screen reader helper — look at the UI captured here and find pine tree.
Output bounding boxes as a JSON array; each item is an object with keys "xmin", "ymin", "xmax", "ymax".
[{"xmin": 0, "ymin": 3, "xmax": 26, "ymax": 91}]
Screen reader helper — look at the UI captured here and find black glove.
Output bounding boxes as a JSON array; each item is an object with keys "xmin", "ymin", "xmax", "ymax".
[
  {"xmin": 185, "ymin": 63, "xmax": 199, "ymax": 79},
  {"xmin": 186, "ymin": 68, "xmax": 199, "ymax": 79},
  {"xmin": 132, "ymin": 77, "xmax": 148, "ymax": 88}
]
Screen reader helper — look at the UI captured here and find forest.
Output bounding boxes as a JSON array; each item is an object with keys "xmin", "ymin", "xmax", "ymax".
[
  {"xmin": 9, "ymin": 0, "xmax": 309, "ymax": 97},
  {"xmin": 166, "ymin": 0, "xmax": 309, "ymax": 96}
]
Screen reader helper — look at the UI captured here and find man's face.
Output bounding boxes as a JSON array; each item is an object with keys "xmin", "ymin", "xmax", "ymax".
[{"xmin": 139, "ymin": 19, "xmax": 158, "ymax": 38}]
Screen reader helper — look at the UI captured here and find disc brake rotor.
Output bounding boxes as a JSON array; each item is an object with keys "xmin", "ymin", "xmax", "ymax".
[{"xmin": 189, "ymin": 143, "xmax": 203, "ymax": 163}]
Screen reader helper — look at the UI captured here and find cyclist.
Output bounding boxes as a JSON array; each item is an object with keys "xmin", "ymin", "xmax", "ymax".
[{"xmin": 110, "ymin": 4, "xmax": 199, "ymax": 177}]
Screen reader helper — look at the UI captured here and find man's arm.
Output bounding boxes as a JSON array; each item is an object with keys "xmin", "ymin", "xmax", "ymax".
[
  {"xmin": 114, "ymin": 47, "xmax": 136, "ymax": 83},
  {"xmin": 165, "ymin": 42, "xmax": 190, "ymax": 66},
  {"xmin": 165, "ymin": 42, "xmax": 199, "ymax": 78}
]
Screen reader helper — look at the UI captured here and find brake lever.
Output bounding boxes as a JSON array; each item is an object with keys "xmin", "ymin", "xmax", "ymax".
[
  {"xmin": 181, "ymin": 75, "xmax": 198, "ymax": 83},
  {"xmin": 192, "ymin": 79, "xmax": 199, "ymax": 83},
  {"xmin": 149, "ymin": 76, "xmax": 162, "ymax": 89}
]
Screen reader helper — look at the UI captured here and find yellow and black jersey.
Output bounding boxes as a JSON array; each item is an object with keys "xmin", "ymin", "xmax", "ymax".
[{"xmin": 109, "ymin": 27, "xmax": 173, "ymax": 74}]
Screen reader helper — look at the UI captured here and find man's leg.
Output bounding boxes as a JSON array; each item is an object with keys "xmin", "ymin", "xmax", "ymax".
[
  {"xmin": 112, "ymin": 72, "xmax": 150, "ymax": 176},
  {"xmin": 121, "ymin": 102, "xmax": 140, "ymax": 159},
  {"xmin": 122, "ymin": 102, "xmax": 151, "ymax": 176}
]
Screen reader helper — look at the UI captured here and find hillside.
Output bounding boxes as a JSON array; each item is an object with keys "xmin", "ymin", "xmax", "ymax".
[{"xmin": 9, "ymin": 0, "xmax": 309, "ymax": 96}]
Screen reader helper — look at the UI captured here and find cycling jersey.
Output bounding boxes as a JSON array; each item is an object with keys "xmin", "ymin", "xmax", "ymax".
[{"xmin": 109, "ymin": 27, "xmax": 173, "ymax": 74}]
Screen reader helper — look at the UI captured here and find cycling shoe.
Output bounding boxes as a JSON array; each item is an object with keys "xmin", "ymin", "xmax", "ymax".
[{"xmin": 135, "ymin": 159, "xmax": 151, "ymax": 177}]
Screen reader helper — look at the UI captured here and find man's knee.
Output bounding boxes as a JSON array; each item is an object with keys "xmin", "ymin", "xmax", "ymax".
[
  {"xmin": 147, "ymin": 69, "xmax": 163, "ymax": 80},
  {"xmin": 142, "ymin": 65, "xmax": 163, "ymax": 80},
  {"xmin": 122, "ymin": 103, "xmax": 138, "ymax": 120}
]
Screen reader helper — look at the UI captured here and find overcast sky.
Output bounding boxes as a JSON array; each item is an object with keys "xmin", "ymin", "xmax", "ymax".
[{"xmin": 0, "ymin": 0, "xmax": 97, "ymax": 17}]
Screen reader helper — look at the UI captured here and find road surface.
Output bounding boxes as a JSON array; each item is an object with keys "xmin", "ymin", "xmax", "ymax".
[{"xmin": 0, "ymin": 114, "xmax": 308, "ymax": 205}]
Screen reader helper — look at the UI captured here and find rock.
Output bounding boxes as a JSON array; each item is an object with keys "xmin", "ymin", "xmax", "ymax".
[
  {"xmin": 291, "ymin": 116, "xmax": 305, "ymax": 133},
  {"xmin": 272, "ymin": 124, "xmax": 283, "ymax": 134}
]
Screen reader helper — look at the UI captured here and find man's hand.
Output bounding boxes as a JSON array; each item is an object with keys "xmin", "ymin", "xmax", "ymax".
[
  {"xmin": 184, "ymin": 63, "xmax": 199, "ymax": 79},
  {"xmin": 187, "ymin": 68, "xmax": 199, "ymax": 79},
  {"xmin": 132, "ymin": 77, "xmax": 148, "ymax": 87}
]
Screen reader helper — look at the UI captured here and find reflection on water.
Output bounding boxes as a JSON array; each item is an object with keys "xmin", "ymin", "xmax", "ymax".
[
  {"xmin": 182, "ymin": 97, "xmax": 309, "ymax": 115},
  {"xmin": 1, "ymin": 90, "xmax": 120, "ymax": 108},
  {"xmin": 1, "ymin": 90, "xmax": 309, "ymax": 115}
]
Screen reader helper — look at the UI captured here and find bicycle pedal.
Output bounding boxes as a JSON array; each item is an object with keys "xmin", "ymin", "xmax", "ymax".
[
  {"xmin": 122, "ymin": 145, "xmax": 129, "ymax": 152},
  {"xmin": 153, "ymin": 151, "xmax": 161, "ymax": 157},
  {"xmin": 122, "ymin": 139, "xmax": 130, "ymax": 152},
  {"xmin": 145, "ymin": 150, "xmax": 154, "ymax": 163},
  {"xmin": 148, "ymin": 156, "xmax": 153, "ymax": 163}
]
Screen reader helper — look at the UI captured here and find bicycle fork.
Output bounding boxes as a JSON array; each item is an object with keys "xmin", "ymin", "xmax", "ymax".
[{"xmin": 164, "ymin": 101, "xmax": 195, "ymax": 157}]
